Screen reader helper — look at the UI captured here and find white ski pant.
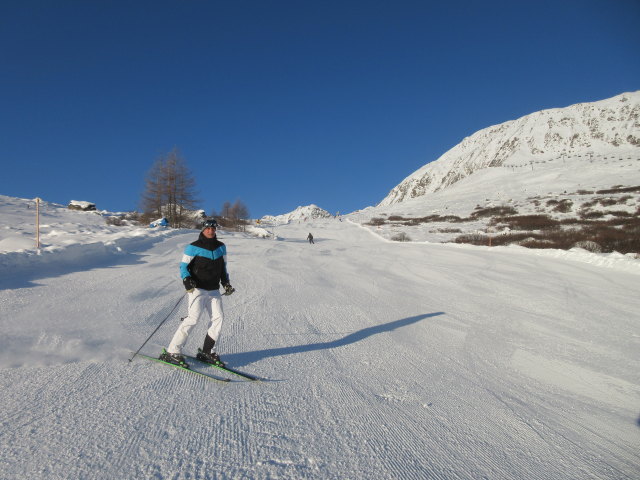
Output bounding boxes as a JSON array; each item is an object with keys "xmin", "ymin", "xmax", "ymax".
[{"xmin": 167, "ymin": 289, "xmax": 224, "ymax": 355}]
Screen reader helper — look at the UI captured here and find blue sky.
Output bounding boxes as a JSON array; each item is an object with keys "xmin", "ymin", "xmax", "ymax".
[{"xmin": 1, "ymin": 0, "xmax": 639, "ymax": 218}]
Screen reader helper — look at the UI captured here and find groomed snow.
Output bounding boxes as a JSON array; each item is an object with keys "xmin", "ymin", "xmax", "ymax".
[{"xmin": 1, "ymin": 197, "xmax": 639, "ymax": 479}]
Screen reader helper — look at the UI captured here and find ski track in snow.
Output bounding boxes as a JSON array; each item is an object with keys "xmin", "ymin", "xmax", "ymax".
[{"xmin": 1, "ymin": 219, "xmax": 639, "ymax": 479}]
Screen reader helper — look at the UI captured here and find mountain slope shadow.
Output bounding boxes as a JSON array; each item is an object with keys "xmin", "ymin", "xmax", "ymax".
[
  {"xmin": 1, "ymin": 251, "xmax": 148, "ymax": 290},
  {"xmin": 228, "ymin": 312, "xmax": 445, "ymax": 367}
]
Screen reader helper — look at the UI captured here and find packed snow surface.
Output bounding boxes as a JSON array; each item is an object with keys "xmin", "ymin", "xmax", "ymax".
[{"xmin": 1, "ymin": 197, "xmax": 639, "ymax": 479}]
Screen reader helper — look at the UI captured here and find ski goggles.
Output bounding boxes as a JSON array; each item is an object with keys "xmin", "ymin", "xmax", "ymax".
[{"xmin": 202, "ymin": 219, "xmax": 218, "ymax": 229}]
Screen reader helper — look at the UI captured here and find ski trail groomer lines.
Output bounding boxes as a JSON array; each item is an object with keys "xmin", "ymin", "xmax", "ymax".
[{"xmin": 160, "ymin": 218, "xmax": 235, "ymax": 368}]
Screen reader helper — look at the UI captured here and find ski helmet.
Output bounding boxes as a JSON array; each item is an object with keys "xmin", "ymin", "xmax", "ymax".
[{"xmin": 202, "ymin": 218, "xmax": 218, "ymax": 229}]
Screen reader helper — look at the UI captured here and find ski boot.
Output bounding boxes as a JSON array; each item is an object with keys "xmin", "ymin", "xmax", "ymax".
[
  {"xmin": 159, "ymin": 349, "xmax": 189, "ymax": 368},
  {"xmin": 196, "ymin": 348, "xmax": 226, "ymax": 367}
]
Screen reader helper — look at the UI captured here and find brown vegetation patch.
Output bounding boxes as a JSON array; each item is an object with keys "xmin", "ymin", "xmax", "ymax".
[
  {"xmin": 371, "ymin": 214, "xmax": 466, "ymax": 226},
  {"xmin": 470, "ymin": 206, "xmax": 518, "ymax": 218},
  {"xmin": 596, "ymin": 185, "xmax": 640, "ymax": 194},
  {"xmin": 490, "ymin": 214, "xmax": 560, "ymax": 231},
  {"xmin": 391, "ymin": 232, "xmax": 412, "ymax": 242},
  {"xmin": 366, "ymin": 217, "xmax": 387, "ymax": 226},
  {"xmin": 547, "ymin": 199, "xmax": 573, "ymax": 213},
  {"xmin": 455, "ymin": 215, "xmax": 640, "ymax": 254}
]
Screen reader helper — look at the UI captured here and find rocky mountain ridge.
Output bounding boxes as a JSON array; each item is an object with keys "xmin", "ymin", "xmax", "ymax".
[
  {"xmin": 379, "ymin": 91, "xmax": 640, "ymax": 206},
  {"xmin": 260, "ymin": 204, "xmax": 332, "ymax": 225}
]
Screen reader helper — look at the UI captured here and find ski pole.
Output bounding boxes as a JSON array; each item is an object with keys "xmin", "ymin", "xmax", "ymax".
[{"xmin": 128, "ymin": 293, "xmax": 186, "ymax": 363}]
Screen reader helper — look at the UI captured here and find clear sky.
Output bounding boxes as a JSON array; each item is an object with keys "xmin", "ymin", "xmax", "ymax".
[{"xmin": 1, "ymin": 0, "xmax": 639, "ymax": 218}]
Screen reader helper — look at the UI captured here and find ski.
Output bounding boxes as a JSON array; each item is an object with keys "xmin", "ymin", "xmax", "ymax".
[
  {"xmin": 186, "ymin": 355, "xmax": 261, "ymax": 381},
  {"xmin": 136, "ymin": 353, "xmax": 231, "ymax": 383}
]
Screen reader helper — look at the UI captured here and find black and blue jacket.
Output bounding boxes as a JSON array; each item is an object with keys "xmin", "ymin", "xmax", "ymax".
[{"xmin": 180, "ymin": 233, "xmax": 230, "ymax": 291}]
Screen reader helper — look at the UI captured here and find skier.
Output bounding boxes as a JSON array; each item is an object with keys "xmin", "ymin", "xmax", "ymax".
[
  {"xmin": 160, "ymin": 218, "xmax": 235, "ymax": 368},
  {"xmin": 307, "ymin": 232, "xmax": 314, "ymax": 244}
]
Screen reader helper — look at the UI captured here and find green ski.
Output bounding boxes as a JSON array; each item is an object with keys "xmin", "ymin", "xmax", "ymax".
[
  {"xmin": 186, "ymin": 353, "xmax": 261, "ymax": 381},
  {"xmin": 136, "ymin": 353, "xmax": 231, "ymax": 383}
]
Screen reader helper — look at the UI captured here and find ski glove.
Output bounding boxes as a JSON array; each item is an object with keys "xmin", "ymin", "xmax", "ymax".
[
  {"xmin": 183, "ymin": 277, "xmax": 197, "ymax": 293},
  {"xmin": 222, "ymin": 284, "xmax": 235, "ymax": 296}
]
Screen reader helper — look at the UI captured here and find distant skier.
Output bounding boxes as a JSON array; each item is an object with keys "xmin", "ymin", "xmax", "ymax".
[
  {"xmin": 160, "ymin": 218, "xmax": 235, "ymax": 368},
  {"xmin": 307, "ymin": 232, "xmax": 314, "ymax": 244}
]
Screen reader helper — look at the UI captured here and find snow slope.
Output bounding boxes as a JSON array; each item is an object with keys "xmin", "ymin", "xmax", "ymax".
[
  {"xmin": 348, "ymin": 148, "xmax": 640, "ymax": 246},
  {"xmin": 1, "ymin": 200, "xmax": 639, "ymax": 479}
]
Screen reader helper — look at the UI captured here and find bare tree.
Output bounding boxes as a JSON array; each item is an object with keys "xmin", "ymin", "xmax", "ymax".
[
  {"xmin": 230, "ymin": 199, "xmax": 250, "ymax": 223},
  {"xmin": 220, "ymin": 201, "xmax": 232, "ymax": 219},
  {"xmin": 217, "ymin": 199, "xmax": 250, "ymax": 231},
  {"xmin": 165, "ymin": 148, "xmax": 199, "ymax": 228},
  {"xmin": 140, "ymin": 148, "xmax": 199, "ymax": 228},
  {"xmin": 140, "ymin": 157, "xmax": 166, "ymax": 221}
]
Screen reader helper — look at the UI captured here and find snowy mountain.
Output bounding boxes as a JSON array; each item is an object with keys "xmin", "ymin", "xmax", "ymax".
[
  {"xmin": 346, "ymin": 92, "xmax": 640, "ymax": 251},
  {"xmin": 260, "ymin": 204, "xmax": 332, "ymax": 225},
  {"xmin": 380, "ymin": 91, "xmax": 640, "ymax": 206}
]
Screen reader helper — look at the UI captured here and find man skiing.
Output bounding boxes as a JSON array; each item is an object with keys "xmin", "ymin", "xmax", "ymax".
[
  {"xmin": 160, "ymin": 218, "xmax": 234, "ymax": 368},
  {"xmin": 307, "ymin": 232, "xmax": 314, "ymax": 244}
]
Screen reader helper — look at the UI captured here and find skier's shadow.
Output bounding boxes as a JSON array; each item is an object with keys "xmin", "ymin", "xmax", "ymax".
[{"xmin": 227, "ymin": 312, "xmax": 444, "ymax": 368}]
